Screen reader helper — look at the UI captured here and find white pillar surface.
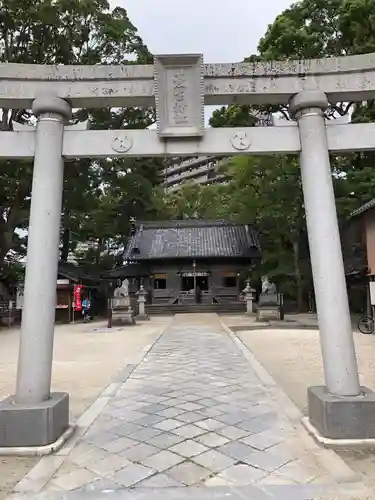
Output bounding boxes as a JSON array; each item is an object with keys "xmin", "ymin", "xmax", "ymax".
[
  {"xmin": 137, "ymin": 286, "xmax": 147, "ymax": 316},
  {"xmin": 16, "ymin": 96, "xmax": 72, "ymax": 404},
  {"xmin": 245, "ymin": 294, "xmax": 253, "ymax": 315},
  {"xmin": 290, "ymin": 90, "xmax": 360, "ymax": 397},
  {"xmin": 139, "ymin": 299, "xmax": 145, "ymax": 316}
]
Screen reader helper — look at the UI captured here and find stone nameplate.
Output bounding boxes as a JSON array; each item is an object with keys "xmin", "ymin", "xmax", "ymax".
[
  {"xmin": 154, "ymin": 54, "xmax": 204, "ymax": 138},
  {"xmin": 259, "ymin": 293, "xmax": 279, "ymax": 306}
]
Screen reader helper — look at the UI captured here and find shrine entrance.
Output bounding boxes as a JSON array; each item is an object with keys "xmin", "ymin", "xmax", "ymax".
[
  {"xmin": 1, "ymin": 53, "xmax": 375, "ymax": 449},
  {"xmin": 181, "ymin": 274, "xmax": 209, "ymax": 292}
]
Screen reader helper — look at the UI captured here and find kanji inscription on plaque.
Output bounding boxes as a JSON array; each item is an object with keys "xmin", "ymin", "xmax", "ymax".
[{"xmin": 154, "ymin": 54, "xmax": 204, "ymax": 138}]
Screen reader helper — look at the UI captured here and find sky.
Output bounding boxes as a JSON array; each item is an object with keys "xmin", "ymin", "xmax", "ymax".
[
  {"xmin": 111, "ymin": 0, "xmax": 293, "ymax": 123},
  {"xmin": 111, "ymin": 0, "xmax": 292, "ymax": 63}
]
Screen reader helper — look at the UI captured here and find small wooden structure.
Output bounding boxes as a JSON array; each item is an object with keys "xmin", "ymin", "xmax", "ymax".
[
  {"xmin": 15, "ymin": 263, "xmax": 100, "ymax": 323},
  {"xmin": 56, "ymin": 264, "xmax": 100, "ymax": 322}
]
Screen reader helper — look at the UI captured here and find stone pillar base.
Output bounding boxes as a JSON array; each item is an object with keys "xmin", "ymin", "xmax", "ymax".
[
  {"xmin": 0, "ymin": 392, "xmax": 69, "ymax": 447},
  {"xmin": 136, "ymin": 314, "xmax": 150, "ymax": 321},
  {"xmin": 308, "ymin": 385, "xmax": 375, "ymax": 440},
  {"xmin": 256, "ymin": 308, "xmax": 280, "ymax": 321},
  {"xmin": 112, "ymin": 318, "xmax": 136, "ymax": 326},
  {"xmin": 112, "ymin": 308, "xmax": 135, "ymax": 326},
  {"xmin": 112, "ymin": 315, "xmax": 136, "ymax": 326}
]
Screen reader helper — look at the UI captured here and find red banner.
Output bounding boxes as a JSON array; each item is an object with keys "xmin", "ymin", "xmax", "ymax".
[{"xmin": 74, "ymin": 285, "xmax": 83, "ymax": 311}]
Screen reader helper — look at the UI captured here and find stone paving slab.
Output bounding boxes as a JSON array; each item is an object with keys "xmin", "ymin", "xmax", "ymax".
[
  {"xmin": 9, "ymin": 316, "xmax": 370, "ymax": 499},
  {"xmin": 8, "ymin": 484, "xmax": 371, "ymax": 500}
]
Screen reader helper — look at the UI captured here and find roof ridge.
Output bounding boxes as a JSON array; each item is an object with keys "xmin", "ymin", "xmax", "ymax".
[
  {"xmin": 351, "ymin": 198, "xmax": 375, "ymax": 218},
  {"xmin": 135, "ymin": 219, "xmax": 251, "ymax": 229}
]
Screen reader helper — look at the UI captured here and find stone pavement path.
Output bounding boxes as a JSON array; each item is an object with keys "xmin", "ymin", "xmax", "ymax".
[{"xmin": 9, "ymin": 315, "xmax": 370, "ymax": 499}]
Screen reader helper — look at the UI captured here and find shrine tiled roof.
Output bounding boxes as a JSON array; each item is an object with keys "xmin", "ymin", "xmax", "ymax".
[
  {"xmin": 57, "ymin": 262, "xmax": 100, "ymax": 284},
  {"xmin": 351, "ymin": 198, "xmax": 375, "ymax": 218},
  {"xmin": 124, "ymin": 220, "xmax": 261, "ymax": 261},
  {"xmin": 101, "ymin": 263, "xmax": 149, "ymax": 279}
]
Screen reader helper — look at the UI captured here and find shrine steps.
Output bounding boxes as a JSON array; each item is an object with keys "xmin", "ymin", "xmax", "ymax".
[{"xmin": 145, "ymin": 302, "xmax": 246, "ymax": 315}]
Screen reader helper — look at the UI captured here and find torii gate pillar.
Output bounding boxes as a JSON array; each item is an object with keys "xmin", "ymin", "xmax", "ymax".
[
  {"xmin": 291, "ymin": 90, "xmax": 375, "ymax": 442},
  {"xmin": 0, "ymin": 97, "xmax": 72, "ymax": 449}
]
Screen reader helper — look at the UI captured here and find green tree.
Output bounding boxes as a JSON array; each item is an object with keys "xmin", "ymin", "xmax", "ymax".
[
  {"xmin": 220, "ymin": 156, "xmax": 309, "ymax": 310},
  {"xmin": 65, "ymin": 157, "xmax": 163, "ymax": 268},
  {"xmin": 210, "ymin": 106, "xmax": 257, "ymax": 128},
  {"xmin": 255, "ymin": 0, "xmax": 375, "ymax": 213},
  {"xmin": 256, "ymin": 0, "xmax": 347, "ymax": 60},
  {"xmin": 207, "ymin": 0, "xmax": 375, "ymax": 310},
  {"xmin": 0, "ymin": 0, "xmax": 158, "ymax": 276},
  {"xmin": 161, "ymin": 182, "xmax": 230, "ymax": 220}
]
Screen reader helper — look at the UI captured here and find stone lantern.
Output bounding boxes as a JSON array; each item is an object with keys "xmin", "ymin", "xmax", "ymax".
[
  {"xmin": 243, "ymin": 279, "xmax": 255, "ymax": 316},
  {"xmin": 136, "ymin": 283, "xmax": 149, "ymax": 320}
]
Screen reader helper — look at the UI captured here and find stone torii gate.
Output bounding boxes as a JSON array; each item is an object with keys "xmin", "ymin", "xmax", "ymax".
[{"xmin": 1, "ymin": 53, "xmax": 375, "ymax": 451}]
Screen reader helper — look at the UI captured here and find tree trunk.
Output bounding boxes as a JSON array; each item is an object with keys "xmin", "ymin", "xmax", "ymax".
[
  {"xmin": 95, "ymin": 238, "xmax": 104, "ymax": 266},
  {"xmin": 0, "ymin": 245, "xmax": 9, "ymax": 275},
  {"xmin": 0, "ymin": 219, "xmax": 15, "ymax": 273},
  {"xmin": 61, "ymin": 229, "xmax": 70, "ymax": 263},
  {"xmin": 293, "ymin": 239, "xmax": 304, "ymax": 312}
]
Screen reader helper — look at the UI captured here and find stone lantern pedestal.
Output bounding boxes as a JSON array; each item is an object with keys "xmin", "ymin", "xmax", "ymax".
[
  {"xmin": 136, "ymin": 285, "xmax": 149, "ymax": 320},
  {"xmin": 243, "ymin": 280, "xmax": 255, "ymax": 316}
]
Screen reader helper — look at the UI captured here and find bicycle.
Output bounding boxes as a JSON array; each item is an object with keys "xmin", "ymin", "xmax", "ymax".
[{"xmin": 358, "ymin": 316, "xmax": 374, "ymax": 334}]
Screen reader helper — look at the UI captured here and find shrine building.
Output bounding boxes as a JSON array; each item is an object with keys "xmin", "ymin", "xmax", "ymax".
[{"xmin": 104, "ymin": 220, "xmax": 261, "ymax": 312}]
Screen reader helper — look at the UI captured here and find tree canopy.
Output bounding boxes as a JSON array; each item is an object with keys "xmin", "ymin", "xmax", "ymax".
[
  {"xmin": 257, "ymin": 0, "xmax": 375, "ymax": 59},
  {"xmin": 205, "ymin": 0, "xmax": 375, "ymax": 311},
  {"xmin": 0, "ymin": 0, "xmax": 162, "ymax": 278},
  {"xmin": 159, "ymin": 182, "xmax": 230, "ymax": 221}
]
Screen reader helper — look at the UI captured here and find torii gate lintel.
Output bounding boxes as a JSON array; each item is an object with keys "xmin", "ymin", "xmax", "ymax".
[{"xmin": 2, "ymin": 122, "xmax": 375, "ymax": 159}]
